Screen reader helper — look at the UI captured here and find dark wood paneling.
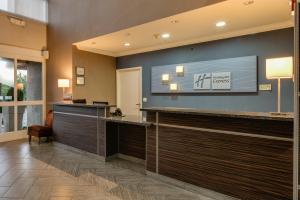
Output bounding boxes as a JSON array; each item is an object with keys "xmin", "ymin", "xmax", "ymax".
[
  {"xmin": 53, "ymin": 105, "xmax": 98, "ymax": 116},
  {"xmin": 118, "ymin": 124, "xmax": 146, "ymax": 160},
  {"xmin": 145, "ymin": 111, "xmax": 157, "ymax": 172},
  {"xmin": 158, "ymin": 126, "xmax": 293, "ymax": 200},
  {"xmin": 106, "ymin": 122, "xmax": 119, "ymax": 157},
  {"xmin": 53, "ymin": 113, "xmax": 97, "ymax": 154},
  {"xmin": 98, "ymin": 119, "xmax": 106, "ymax": 156},
  {"xmin": 146, "ymin": 112, "xmax": 157, "ymax": 123},
  {"xmin": 146, "ymin": 125, "xmax": 156, "ymax": 172},
  {"xmin": 159, "ymin": 112, "xmax": 293, "ymax": 138}
]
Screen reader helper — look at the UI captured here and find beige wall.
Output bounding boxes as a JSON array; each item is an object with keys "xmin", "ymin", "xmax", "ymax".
[
  {"xmin": 72, "ymin": 46, "xmax": 116, "ymax": 104},
  {"xmin": 0, "ymin": 11, "xmax": 46, "ymax": 50},
  {"xmin": 47, "ymin": 0, "xmax": 225, "ymax": 105}
]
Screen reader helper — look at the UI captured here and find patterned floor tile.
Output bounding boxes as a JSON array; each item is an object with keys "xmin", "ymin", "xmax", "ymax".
[{"xmin": 0, "ymin": 139, "xmax": 232, "ymax": 200}]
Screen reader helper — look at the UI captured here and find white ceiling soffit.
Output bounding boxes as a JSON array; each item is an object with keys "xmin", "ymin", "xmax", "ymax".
[{"xmin": 75, "ymin": 0, "xmax": 294, "ymax": 57}]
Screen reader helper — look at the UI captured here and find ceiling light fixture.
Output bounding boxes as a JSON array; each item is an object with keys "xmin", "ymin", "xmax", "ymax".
[
  {"xmin": 124, "ymin": 42, "xmax": 131, "ymax": 47},
  {"xmin": 161, "ymin": 33, "xmax": 171, "ymax": 39},
  {"xmin": 243, "ymin": 0, "xmax": 254, "ymax": 6},
  {"xmin": 216, "ymin": 21, "xmax": 226, "ymax": 27}
]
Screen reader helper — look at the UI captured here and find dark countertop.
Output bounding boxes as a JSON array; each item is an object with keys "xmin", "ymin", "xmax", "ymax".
[
  {"xmin": 141, "ymin": 107, "xmax": 294, "ymax": 121},
  {"xmin": 100, "ymin": 115, "xmax": 152, "ymax": 126},
  {"xmin": 54, "ymin": 102, "xmax": 116, "ymax": 108}
]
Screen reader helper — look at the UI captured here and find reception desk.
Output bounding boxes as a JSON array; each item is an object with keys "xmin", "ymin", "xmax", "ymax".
[
  {"xmin": 53, "ymin": 103, "xmax": 151, "ymax": 160},
  {"xmin": 141, "ymin": 107, "xmax": 293, "ymax": 200},
  {"xmin": 53, "ymin": 104, "xmax": 293, "ymax": 200}
]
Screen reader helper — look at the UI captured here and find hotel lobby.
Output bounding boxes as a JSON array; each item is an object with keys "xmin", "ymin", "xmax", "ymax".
[{"xmin": 0, "ymin": 0, "xmax": 299, "ymax": 199}]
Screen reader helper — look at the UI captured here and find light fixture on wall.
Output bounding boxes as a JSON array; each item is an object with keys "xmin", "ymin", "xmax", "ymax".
[
  {"xmin": 170, "ymin": 83, "xmax": 178, "ymax": 91},
  {"xmin": 161, "ymin": 74, "xmax": 170, "ymax": 84},
  {"xmin": 58, "ymin": 79, "xmax": 70, "ymax": 101},
  {"xmin": 266, "ymin": 57, "xmax": 293, "ymax": 114},
  {"xmin": 176, "ymin": 65, "xmax": 184, "ymax": 76}
]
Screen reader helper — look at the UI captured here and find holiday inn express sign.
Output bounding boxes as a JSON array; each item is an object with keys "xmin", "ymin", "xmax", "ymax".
[
  {"xmin": 151, "ymin": 56, "xmax": 257, "ymax": 94},
  {"xmin": 194, "ymin": 72, "xmax": 231, "ymax": 90}
]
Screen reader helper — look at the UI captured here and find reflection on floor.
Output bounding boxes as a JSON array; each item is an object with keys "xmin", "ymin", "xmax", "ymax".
[{"xmin": 0, "ymin": 139, "xmax": 223, "ymax": 200}]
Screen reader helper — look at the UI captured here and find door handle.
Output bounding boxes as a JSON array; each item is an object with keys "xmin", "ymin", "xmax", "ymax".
[{"xmin": 136, "ymin": 103, "xmax": 141, "ymax": 106}]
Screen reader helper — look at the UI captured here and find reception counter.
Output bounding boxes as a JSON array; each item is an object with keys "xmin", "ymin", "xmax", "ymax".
[
  {"xmin": 53, "ymin": 104, "xmax": 293, "ymax": 200},
  {"xmin": 53, "ymin": 103, "xmax": 151, "ymax": 160},
  {"xmin": 141, "ymin": 107, "xmax": 293, "ymax": 200}
]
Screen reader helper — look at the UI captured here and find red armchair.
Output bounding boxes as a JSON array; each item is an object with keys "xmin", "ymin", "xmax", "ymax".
[{"xmin": 28, "ymin": 110, "xmax": 53, "ymax": 144}]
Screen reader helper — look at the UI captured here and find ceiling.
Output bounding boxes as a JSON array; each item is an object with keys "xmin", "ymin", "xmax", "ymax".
[{"xmin": 74, "ymin": 0, "xmax": 294, "ymax": 57}]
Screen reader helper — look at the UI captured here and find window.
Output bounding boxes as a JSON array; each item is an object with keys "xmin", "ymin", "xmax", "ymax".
[
  {"xmin": 17, "ymin": 105, "xmax": 43, "ymax": 130},
  {"xmin": 17, "ymin": 60, "xmax": 42, "ymax": 101},
  {"xmin": 0, "ymin": 55, "xmax": 45, "ymax": 134},
  {"xmin": 0, "ymin": 106, "xmax": 14, "ymax": 133},
  {"xmin": 0, "ymin": 58, "xmax": 14, "ymax": 102},
  {"xmin": 0, "ymin": 0, "xmax": 48, "ymax": 22}
]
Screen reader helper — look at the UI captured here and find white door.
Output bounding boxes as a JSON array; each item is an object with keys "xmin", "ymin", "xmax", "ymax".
[{"xmin": 117, "ymin": 67, "xmax": 142, "ymax": 116}]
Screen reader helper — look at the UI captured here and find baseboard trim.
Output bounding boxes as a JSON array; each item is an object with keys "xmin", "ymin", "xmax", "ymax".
[
  {"xmin": 117, "ymin": 153, "xmax": 145, "ymax": 165},
  {"xmin": 53, "ymin": 142, "xmax": 106, "ymax": 162},
  {"xmin": 106, "ymin": 153, "xmax": 145, "ymax": 164},
  {"xmin": 146, "ymin": 171, "xmax": 239, "ymax": 200}
]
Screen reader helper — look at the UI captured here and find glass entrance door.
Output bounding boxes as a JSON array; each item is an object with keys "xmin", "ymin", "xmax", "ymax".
[{"xmin": 0, "ymin": 56, "xmax": 45, "ymax": 135}]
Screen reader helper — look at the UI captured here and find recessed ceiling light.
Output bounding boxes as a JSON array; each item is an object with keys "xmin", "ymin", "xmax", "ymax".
[
  {"xmin": 216, "ymin": 21, "xmax": 226, "ymax": 27},
  {"xmin": 124, "ymin": 42, "xmax": 131, "ymax": 47},
  {"xmin": 161, "ymin": 33, "xmax": 171, "ymax": 39},
  {"xmin": 243, "ymin": 0, "xmax": 254, "ymax": 6},
  {"xmin": 170, "ymin": 20, "xmax": 179, "ymax": 24}
]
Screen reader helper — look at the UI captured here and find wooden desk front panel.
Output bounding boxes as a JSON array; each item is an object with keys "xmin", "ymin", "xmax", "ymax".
[
  {"xmin": 53, "ymin": 113, "xmax": 98, "ymax": 154},
  {"xmin": 158, "ymin": 126, "xmax": 293, "ymax": 200},
  {"xmin": 158, "ymin": 112, "xmax": 293, "ymax": 138},
  {"xmin": 106, "ymin": 122, "xmax": 146, "ymax": 160},
  {"xmin": 118, "ymin": 124, "xmax": 146, "ymax": 160},
  {"xmin": 146, "ymin": 112, "xmax": 157, "ymax": 172}
]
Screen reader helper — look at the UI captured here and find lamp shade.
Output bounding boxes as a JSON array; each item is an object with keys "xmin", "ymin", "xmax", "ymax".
[
  {"xmin": 266, "ymin": 57, "xmax": 293, "ymax": 79},
  {"xmin": 58, "ymin": 79, "xmax": 70, "ymax": 88}
]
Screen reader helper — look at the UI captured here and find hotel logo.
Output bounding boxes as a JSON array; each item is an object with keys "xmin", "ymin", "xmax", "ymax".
[
  {"xmin": 194, "ymin": 73, "xmax": 211, "ymax": 89},
  {"xmin": 194, "ymin": 72, "xmax": 231, "ymax": 90}
]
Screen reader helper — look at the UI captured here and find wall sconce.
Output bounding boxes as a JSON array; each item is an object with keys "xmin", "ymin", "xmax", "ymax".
[
  {"xmin": 266, "ymin": 56, "xmax": 293, "ymax": 114},
  {"xmin": 176, "ymin": 65, "xmax": 184, "ymax": 76},
  {"xmin": 162, "ymin": 74, "xmax": 170, "ymax": 84},
  {"xmin": 170, "ymin": 83, "xmax": 178, "ymax": 91}
]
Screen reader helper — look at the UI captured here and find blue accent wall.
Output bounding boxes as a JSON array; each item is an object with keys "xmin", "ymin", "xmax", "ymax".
[{"xmin": 117, "ymin": 28, "xmax": 294, "ymax": 112}]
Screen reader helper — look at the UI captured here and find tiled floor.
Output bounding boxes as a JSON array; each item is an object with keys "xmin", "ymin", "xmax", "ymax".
[{"xmin": 0, "ymin": 139, "xmax": 224, "ymax": 200}]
